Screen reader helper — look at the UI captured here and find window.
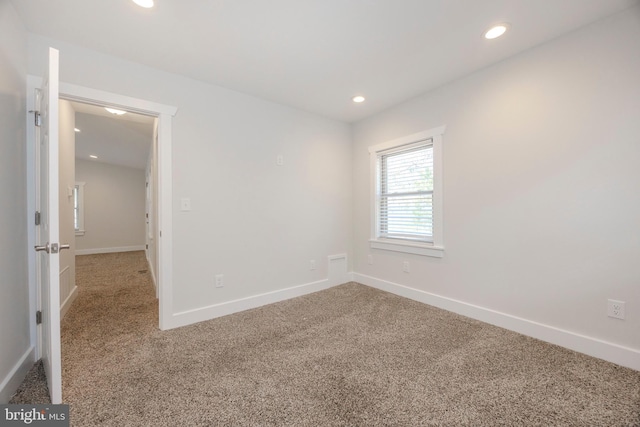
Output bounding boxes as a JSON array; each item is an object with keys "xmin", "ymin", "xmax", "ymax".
[
  {"xmin": 379, "ymin": 143, "xmax": 433, "ymax": 240},
  {"xmin": 74, "ymin": 182, "xmax": 85, "ymax": 236},
  {"xmin": 369, "ymin": 126, "xmax": 445, "ymax": 257}
]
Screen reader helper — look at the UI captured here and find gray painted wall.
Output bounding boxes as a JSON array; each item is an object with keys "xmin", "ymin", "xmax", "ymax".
[
  {"xmin": 75, "ymin": 160, "xmax": 146, "ymax": 253},
  {"xmin": 28, "ymin": 33, "xmax": 354, "ymax": 315},
  {"xmin": 352, "ymin": 8, "xmax": 640, "ymax": 353},
  {"xmin": 0, "ymin": 0, "xmax": 29, "ymax": 403}
]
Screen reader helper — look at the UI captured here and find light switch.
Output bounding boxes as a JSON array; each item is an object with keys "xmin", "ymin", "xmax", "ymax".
[{"xmin": 180, "ymin": 198, "xmax": 191, "ymax": 211}]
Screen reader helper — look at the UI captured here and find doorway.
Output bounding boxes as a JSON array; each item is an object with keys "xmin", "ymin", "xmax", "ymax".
[
  {"xmin": 26, "ymin": 74, "xmax": 177, "ymax": 402},
  {"xmin": 55, "ymin": 98, "xmax": 157, "ymax": 324},
  {"xmin": 68, "ymin": 100, "xmax": 156, "ymax": 278}
]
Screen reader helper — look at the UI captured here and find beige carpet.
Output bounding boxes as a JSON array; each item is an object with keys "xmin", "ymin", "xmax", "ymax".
[
  {"xmin": 8, "ymin": 359, "xmax": 49, "ymax": 404},
  {"xmin": 29, "ymin": 251, "xmax": 640, "ymax": 425}
]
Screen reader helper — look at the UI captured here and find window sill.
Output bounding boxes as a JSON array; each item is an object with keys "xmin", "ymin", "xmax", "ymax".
[
  {"xmin": 369, "ymin": 239, "xmax": 444, "ymax": 258},
  {"xmin": 75, "ymin": 230, "xmax": 85, "ymax": 236}
]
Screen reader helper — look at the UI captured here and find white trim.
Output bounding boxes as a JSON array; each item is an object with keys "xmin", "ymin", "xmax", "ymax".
[
  {"xmin": 368, "ymin": 126, "xmax": 446, "ymax": 154},
  {"xmin": 170, "ymin": 278, "xmax": 336, "ymax": 329},
  {"xmin": 58, "ymin": 82, "xmax": 177, "ymax": 117},
  {"xmin": 369, "ymin": 126, "xmax": 445, "ymax": 257},
  {"xmin": 369, "ymin": 239, "xmax": 444, "ymax": 257},
  {"xmin": 157, "ymin": 113, "xmax": 173, "ymax": 329},
  {"xmin": 167, "ymin": 255, "xmax": 352, "ymax": 330},
  {"xmin": 353, "ymin": 273, "xmax": 640, "ymax": 371},
  {"xmin": 26, "ymin": 75, "xmax": 177, "ymax": 335},
  {"xmin": 75, "ymin": 245, "xmax": 146, "ymax": 255},
  {"xmin": 60, "ymin": 285, "xmax": 78, "ymax": 319},
  {"xmin": 0, "ymin": 346, "xmax": 36, "ymax": 404},
  {"xmin": 432, "ymin": 130, "xmax": 444, "ymax": 248}
]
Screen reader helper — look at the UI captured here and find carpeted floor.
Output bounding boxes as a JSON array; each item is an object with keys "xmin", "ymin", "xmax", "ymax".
[
  {"xmin": 11, "ymin": 251, "xmax": 640, "ymax": 426},
  {"xmin": 9, "ymin": 359, "xmax": 50, "ymax": 404}
]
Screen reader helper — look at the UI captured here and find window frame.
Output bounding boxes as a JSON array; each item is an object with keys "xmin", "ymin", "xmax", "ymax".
[
  {"xmin": 74, "ymin": 181, "xmax": 86, "ymax": 236},
  {"xmin": 368, "ymin": 126, "xmax": 445, "ymax": 257}
]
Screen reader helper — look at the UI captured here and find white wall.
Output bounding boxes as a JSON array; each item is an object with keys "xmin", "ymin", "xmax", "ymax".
[
  {"xmin": 59, "ymin": 99, "xmax": 76, "ymax": 316},
  {"xmin": 75, "ymin": 159, "xmax": 146, "ymax": 253},
  {"xmin": 0, "ymin": 0, "xmax": 31, "ymax": 403},
  {"xmin": 26, "ymin": 35, "xmax": 354, "ymax": 319},
  {"xmin": 352, "ymin": 7, "xmax": 640, "ymax": 366}
]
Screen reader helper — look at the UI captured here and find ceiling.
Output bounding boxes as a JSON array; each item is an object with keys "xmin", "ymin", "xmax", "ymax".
[
  {"xmin": 13, "ymin": 0, "xmax": 638, "ymax": 122},
  {"xmin": 71, "ymin": 102, "xmax": 154, "ymax": 170}
]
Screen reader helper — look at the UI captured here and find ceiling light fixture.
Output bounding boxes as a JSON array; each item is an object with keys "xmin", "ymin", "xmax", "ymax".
[
  {"xmin": 105, "ymin": 107, "xmax": 127, "ymax": 115},
  {"xmin": 352, "ymin": 95, "xmax": 365, "ymax": 103},
  {"xmin": 132, "ymin": 0, "xmax": 154, "ymax": 8},
  {"xmin": 484, "ymin": 24, "xmax": 509, "ymax": 40},
  {"xmin": 74, "ymin": 128, "xmax": 81, "ymax": 132},
  {"xmin": 90, "ymin": 155, "xmax": 98, "ymax": 159}
]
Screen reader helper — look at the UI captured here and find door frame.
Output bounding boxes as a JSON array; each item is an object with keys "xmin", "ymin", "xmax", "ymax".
[{"xmin": 27, "ymin": 77, "xmax": 178, "ymax": 356}]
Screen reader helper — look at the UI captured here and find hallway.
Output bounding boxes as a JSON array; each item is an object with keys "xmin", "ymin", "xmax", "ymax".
[
  {"xmin": 9, "ymin": 251, "xmax": 156, "ymax": 406},
  {"xmin": 62, "ymin": 252, "xmax": 157, "ymax": 411}
]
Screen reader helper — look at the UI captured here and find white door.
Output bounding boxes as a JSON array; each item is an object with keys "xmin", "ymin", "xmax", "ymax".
[{"xmin": 34, "ymin": 47, "xmax": 63, "ymax": 404}]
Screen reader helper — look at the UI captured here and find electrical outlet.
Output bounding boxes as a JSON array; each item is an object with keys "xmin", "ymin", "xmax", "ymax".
[
  {"xmin": 403, "ymin": 261, "xmax": 410, "ymax": 273},
  {"xmin": 215, "ymin": 274, "xmax": 224, "ymax": 288},
  {"xmin": 607, "ymin": 299, "xmax": 625, "ymax": 320},
  {"xmin": 310, "ymin": 260, "xmax": 316, "ymax": 270},
  {"xmin": 367, "ymin": 255, "xmax": 373, "ymax": 265},
  {"xmin": 276, "ymin": 155, "xmax": 284, "ymax": 166}
]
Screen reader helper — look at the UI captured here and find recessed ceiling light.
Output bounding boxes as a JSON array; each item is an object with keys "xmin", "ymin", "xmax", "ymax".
[
  {"xmin": 484, "ymin": 24, "xmax": 509, "ymax": 40},
  {"xmin": 132, "ymin": 0, "xmax": 154, "ymax": 8},
  {"xmin": 74, "ymin": 128, "xmax": 81, "ymax": 132},
  {"xmin": 105, "ymin": 107, "xmax": 127, "ymax": 115},
  {"xmin": 90, "ymin": 155, "xmax": 98, "ymax": 159},
  {"xmin": 352, "ymin": 95, "xmax": 365, "ymax": 103}
]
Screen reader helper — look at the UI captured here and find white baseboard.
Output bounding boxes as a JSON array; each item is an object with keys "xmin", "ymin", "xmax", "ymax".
[
  {"xmin": 353, "ymin": 273, "xmax": 640, "ymax": 371},
  {"xmin": 170, "ymin": 278, "xmax": 336, "ymax": 329},
  {"xmin": 169, "ymin": 254, "xmax": 352, "ymax": 329},
  {"xmin": 60, "ymin": 285, "xmax": 78, "ymax": 319},
  {"xmin": 0, "ymin": 346, "xmax": 35, "ymax": 404},
  {"xmin": 75, "ymin": 245, "xmax": 145, "ymax": 255}
]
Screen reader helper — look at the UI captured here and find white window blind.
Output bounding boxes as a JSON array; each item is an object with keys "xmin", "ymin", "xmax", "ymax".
[{"xmin": 378, "ymin": 141, "xmax": 433, "ymax": 242}]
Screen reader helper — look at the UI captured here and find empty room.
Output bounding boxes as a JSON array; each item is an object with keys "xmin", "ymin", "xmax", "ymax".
[{"xmin": 1, "ymin": 0, "xmax": 639, "ymax": 425}]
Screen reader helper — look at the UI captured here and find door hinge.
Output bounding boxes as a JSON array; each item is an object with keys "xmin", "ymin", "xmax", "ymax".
[
  {"xmin": 145, "ymin": 244, "xmax": 149, "ymax": 249},
  {"xmin": 29, "ymin": 110, "xmax": 41, "ymax": 127},
  {"xmin": 36, "ymin": 310, "xmax": 42, "ymax": 325},
  {"xmin": 35, "ymin": 211, "xmax": 41, "ymax": 225}
]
